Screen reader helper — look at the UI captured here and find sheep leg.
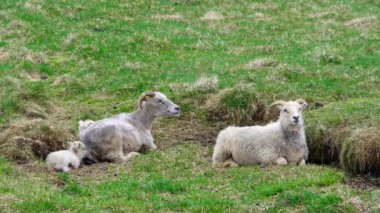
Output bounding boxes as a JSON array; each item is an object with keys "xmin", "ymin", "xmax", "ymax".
[
  {"xmin": 274, "ymin": 157, "xmax": 287, "ymax": 166},
  {"xmin": 62, "ymin": 166, "xmax": 70, "ymax": 172},
  {"xmin": 298, "ymin": 159, "xmax": 306, "ymax": 166},
  {"xmin": 212, "ymin": 145, "xmax": 231, "ymax": 165}
]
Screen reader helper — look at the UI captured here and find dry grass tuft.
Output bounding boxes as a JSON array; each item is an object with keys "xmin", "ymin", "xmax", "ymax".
[
  {"xmin": 341, "ymin": 127, "xmax": 380, "ymax": 176},
  {"xmin": 125, "ymin": 61, "xmax": 142, "ymax": 72},
  {"xmin": 9, "ymin": 48, "xmax": 48, "ymax": 64},
  {"xmin": 345, "ymin": 16, "xmax": 377, "ymax": 29},
  {"xmin": 169, "ymin": 82, "xmax": 191, "ymax": 91},
  {"xmin": 245, "ymin": 57, "xmax": 277, "ymax": 70},
  {"xmin": 0, "ymin": 48, "xmax": 10, "ymax": 62},
  {"xmin": 200, "ymin": 11, "xmax": 224, "ymax": 21},
  {"xmin": 250, "ymin": 2, "xmax": 279, "ymax": 10},
  {"xmin": 205, "ymin": 84, "xmax": 266, "ymax": 125},
  {"xmin": 23, "ymin": 1, "xmax": 43, "ymax": 12},
  {"xmin": 62, "ymin": 33, "xmax": 78, "ymax": 48},
  {"xmin": 189, "ymin": 75, "xmax": 219, "ymax": 93},
  {"xmin": 21, "ymin": 71, "xmax": 48, "ymax": 81},
  {"xmin": 169, "ymin": 76, "xmax": 218, "ymax": 93},
  {"xmin": 153, "ymin": 14, "xmax": 184, "ymax": 21},
  {"xmin": 308, "ymin": 47, "xmax": 343, "ymax": 65},
  {"xmin": 52, "ymin": 74, "xmax": 72, "ymax": 86}
]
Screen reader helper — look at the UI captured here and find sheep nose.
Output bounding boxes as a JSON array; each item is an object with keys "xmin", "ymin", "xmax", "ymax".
[
  {"xmin": 175, "ymin": 106, "xmax": 180, "ymax": 111},
  {"xmin": 293, "ymin": 116, "xmax": 299, "ymax": 121}
]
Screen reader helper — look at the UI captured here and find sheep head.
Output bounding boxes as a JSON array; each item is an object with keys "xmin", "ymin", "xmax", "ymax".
[
  {"xmin": 68, "ymin": 141, "xmax": 88, "ymax": 159},
  {"xmin": 270, "ymin": 99, "xmax": 308, "ymax": 129},
  {"xmin": 138, "ymin": 90, "xmax": 180, "ymax": 117}
]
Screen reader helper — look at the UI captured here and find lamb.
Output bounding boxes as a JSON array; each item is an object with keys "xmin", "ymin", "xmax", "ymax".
[
  {"xmin": 46, "ymin": 141, "xmax": 87, "ymax": 172},
  {"xmin": 212, "ymin": 99, "xmax": 308, "ymax": 167},
  {"xmin": 80, "ymin": 88, "xmax": 180, "ymax": 163},
  {"xmin": 78, "ymin": 119, "xmax": 95, "ymax": 141}
]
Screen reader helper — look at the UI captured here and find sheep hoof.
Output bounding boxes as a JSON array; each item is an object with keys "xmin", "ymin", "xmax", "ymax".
[
  {"xmin": 298, "ymin": 159, "xmax": 306, "ymax": 166},
  {"xmin": 274, "ymin": 157, "xmax": 287, "ymax": 166},
  {"xmin": 223, "ymin": 160, "xmax": 239, "ymax": 168}
]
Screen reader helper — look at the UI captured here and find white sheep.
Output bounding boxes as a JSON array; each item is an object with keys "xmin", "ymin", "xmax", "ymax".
[
  {"xmin": 78, "ymin": 119, "xmax": 95, "ymax": 141},
  {"xmin": 212, "ymin": 99, "xmax": 308, "ymax": 167},
  {"xmin": 46, "ymin": 141, "xmax": 87, "ymax": 172},
  {"xmin": 80, "ymin": 88, "xmax": 180, "ymax": 163}
]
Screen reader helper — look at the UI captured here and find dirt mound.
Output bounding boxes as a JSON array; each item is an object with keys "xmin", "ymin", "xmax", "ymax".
[
  {"xmin": 0, "ymin": 116, "xmax": 76, "ymax": 164},
  {"xmin": 305, "ymin": 99, "xmax": 380, "ymax": 176}
]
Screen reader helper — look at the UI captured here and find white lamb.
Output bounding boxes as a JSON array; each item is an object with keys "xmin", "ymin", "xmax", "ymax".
[
  {"xmin": 212, "ymin": 99, "xmax": 309, "ymax": 167},
  {"xmin": 46, "ymin": 141, "xmax": 87, "ymax": 172},
  {"xmin": 78, "ymin": 120, "xmax": 95, "ymax": 141}
]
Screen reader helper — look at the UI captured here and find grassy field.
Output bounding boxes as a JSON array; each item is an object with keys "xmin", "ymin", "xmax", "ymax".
[{"xmin": 0, "ymin": 0, "xmax": 379, "ymax": 212}]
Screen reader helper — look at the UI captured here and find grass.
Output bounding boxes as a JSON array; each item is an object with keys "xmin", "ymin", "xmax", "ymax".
[
  {"xmin": 0, "ymin": 145, "xmax": 372, "ymax": 212},
  {"xmin": 0, "ymin": 0, "xmax": 379, "ymax": 212}
]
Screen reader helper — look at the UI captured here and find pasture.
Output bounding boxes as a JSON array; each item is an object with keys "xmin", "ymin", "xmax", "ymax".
[{"xmin": 0, "ymin": 0, "xmax": 379, "ymax": 212}]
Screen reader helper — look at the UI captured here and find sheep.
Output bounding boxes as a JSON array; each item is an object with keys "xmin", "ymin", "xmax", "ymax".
[
  {"xmin": 46, "ymin": 141, "xmax": 87, "ymax": 172},
  {"xmin": 80, "ymin": 88, "xmax": 180, "ymax": 164},
  {"xmin": 212, "ymin": 99, "xmax": 308, "ymax": 167},
  {"xmin": 78, "ymin": 119, "xmax": 95, "ymax": 141}
]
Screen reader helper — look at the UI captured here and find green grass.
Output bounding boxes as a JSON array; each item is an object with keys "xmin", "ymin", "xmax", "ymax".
[
  {"xmin": 0, "ymin": 0, "xmax": 379, "ymax": 212},
  {"xmin": 0, "ymin": 145, "xmax": 371, "ymax": 212}
]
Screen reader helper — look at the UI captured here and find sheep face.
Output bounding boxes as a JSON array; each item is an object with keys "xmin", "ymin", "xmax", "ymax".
[
  {"xmin": 140, "ymin": 91, "xmax": 180, "ymax": 117},
  {"xmin": 272, "ymin": 99, "xmax": 308, "ymax": 130},
  {"xmin": 79, "ymin": 120, "xmax": 95, "ymax": 131},
  {"xmin": 68, "ymin": 141, "xmax": 88, "ymax": 159}
]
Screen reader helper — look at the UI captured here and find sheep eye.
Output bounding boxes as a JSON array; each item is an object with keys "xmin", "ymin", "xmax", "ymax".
[{"xmin": 283, "ymin": 109, "xmax": 288, "ymax": 113}]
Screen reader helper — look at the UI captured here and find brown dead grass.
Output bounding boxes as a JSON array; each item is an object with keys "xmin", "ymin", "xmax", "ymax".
[
  {"xmin": 250, "ymin": 2, "xmax": 279, "ymax": 10},
  {"xmin": 21, "ymin": 71, "xmax": 48, "ymax": 81},
  {"xmin": 62, "ymin": 33, "xmax": 78, "ymax": 48},
  {"xmin": 245, "ymin": 57, "xmax": 277, "ymax": 70},
  {"xmin": 52, "ymin": 74, "xmax": 72, "ymax": 86},
  {"xmin": 169, "ymin": 76, "xmax": 219, "ymax": 93},
  {"xmin": 345, "ymin": 16, "xmax": 377, "ymax": 29},
  {"xmin": 341, "ymin": 127, "xmax": 380, "ymax": 176},
  {"xmin": 23, "ymin": 1, "xmax": 43, "ymax": 12},
  {"xmin": 0, "ymin": 118, "xmax": 75, "ymax": 163},
  {"xmin": 0, "ymin": 101, "xmax": 76, "ymax": 164},
  {"xmin": 153, "ymin": 114, "xmax": 223, "ymax": 149},
  {"xmin": 306, "ymin": 123, "xmax": 349, "ymax": 165},
  {"xmin": 153, "ymin": 14, "xmax": 184, "ymax": 21},
  {"xmin": 0, "ymin": 48, "xmax": 10, "ymax": 62},
  {"xmin": 200, "ymin": 11, "xmax": 224, "ymax": 21}
]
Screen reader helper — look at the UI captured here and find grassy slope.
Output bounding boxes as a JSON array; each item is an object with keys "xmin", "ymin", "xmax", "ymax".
[{"xmin": 0, "ymin": 0, "xmax": 379, "ymax": 212}]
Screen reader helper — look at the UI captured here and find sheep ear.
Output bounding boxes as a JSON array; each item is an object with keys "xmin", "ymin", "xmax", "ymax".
[
  {"xmin": 139, "ymin": 92, "xmax": 156, "ymax": 110},
  {"xmin": 152, "ymin": 85, "xmax": 159, "ymax": 92},
  {"xmin": 296, "ymin": 98, "xmax": 308, "ymax": 109},
  {"xmin": 269, "ymin": 100, "xmax": 286, "ymax": 109}
]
